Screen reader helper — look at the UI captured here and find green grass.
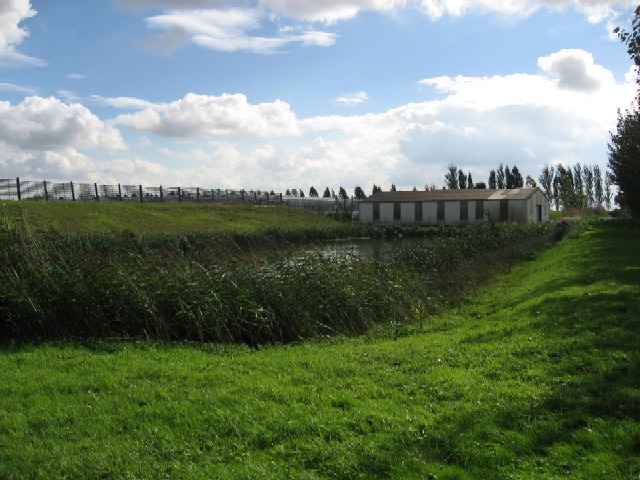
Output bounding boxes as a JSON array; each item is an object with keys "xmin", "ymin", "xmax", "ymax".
[
  {"xmin": 0, "ymin": 201, "xmax": 341, "ymax": 234},
  {"xmin": 0, "ymin": 219, "xmax": 638, "ymax": 479}
]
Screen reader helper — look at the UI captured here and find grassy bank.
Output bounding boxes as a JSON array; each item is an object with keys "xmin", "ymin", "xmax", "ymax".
[
  {"xmin": 0, "ymin": 200, "xmax": 345, "ymax": 234},
  {"xmin": 0, "ymin": 219, "xmax": 638, "ymax": 479}
]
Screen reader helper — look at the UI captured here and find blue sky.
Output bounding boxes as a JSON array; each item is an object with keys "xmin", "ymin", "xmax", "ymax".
[{"xmin": 0, "ymin": 0, "xmax": 637, "ymax": 195}]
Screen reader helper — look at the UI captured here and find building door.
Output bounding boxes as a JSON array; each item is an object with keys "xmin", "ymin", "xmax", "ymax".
[{"xmin": 536, "ymin": 205, "xmax": 542, "ymax": 222}]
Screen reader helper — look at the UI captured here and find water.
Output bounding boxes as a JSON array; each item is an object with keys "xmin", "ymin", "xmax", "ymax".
[{"xmin": 310, "ymin": 237, "xmax": 429, "ymax": 262}]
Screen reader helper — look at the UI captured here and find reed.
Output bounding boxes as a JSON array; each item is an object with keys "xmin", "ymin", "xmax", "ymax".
[{"xmin": 0, "ymin": 211, "xmax": 555, "ymax": 344}]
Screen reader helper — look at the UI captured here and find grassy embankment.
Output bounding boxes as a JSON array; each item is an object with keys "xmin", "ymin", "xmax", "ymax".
[
  {"xmin": 0, "ymin": 202, "xmax": 638, "ymax": 478},
  {"xmin": 0, "ymin": 200, "xmax": 342, "ymax": 234}
]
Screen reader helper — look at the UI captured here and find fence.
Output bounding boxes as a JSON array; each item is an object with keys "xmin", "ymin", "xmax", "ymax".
[
  {"xmin": 282, "ymin": 196, "xmax": 361, "ymax": 216},
  {"xmin": 0, "ymin": 178, "xmax": 283, "ymax": 205}
]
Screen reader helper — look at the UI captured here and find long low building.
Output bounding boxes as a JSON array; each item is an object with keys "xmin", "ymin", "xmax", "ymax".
[{"xmin": 358, "ymin": 188, "xmax": 550, "ymax": 224}]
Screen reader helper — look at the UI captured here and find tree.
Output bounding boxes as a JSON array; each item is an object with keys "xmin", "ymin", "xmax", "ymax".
[
  {"xmin": 309, "ymin": 186, "xmax": 319, "ymax": 197},
  {"xmin": 604, "ymin": 172, "xmax": 613, "ymax": 211},
  {"xmin": 505, "ymin": 165, "xmax": 513, "ymax": 189},
  {"xmin": 338, "ymin": 186, "xmax": 348, "ymax": 200},
  {"xmin": 445, "ymin": 164, "xmax": 459, "ymax": 189},
  {"xmin": 572, "ymin": 164, "xmax": 587, "ymax": 208},
  {"xmin": 496, "ymin": 163, "xmax": 506, "ymax": 189},
  {"xmin": 539, "ymin": 164, "xmax": 554, "ymax": 205},
  {"xmin": 488, "ymin": 170, "xmax": 497, "ymax": 189},
  {"xmin": 609, "ymin": 9, "xmax": 640, "ymax": 216},
  {"xmin": 608, "ymin": 108, "xmax": 640, "ymax": 216},
  {"xmin": 467, "ymin": 172, "xmax": 473, "ymax": 189},
  {"xmin": 299, "ymin": 189, "xmax": 305, "ymax": 198},
  {"xmin": 511, "ymin": 166, "xmax": 524, "ymax": 188},
  {"xmin": 354, "ymin": 186, "xmax": 366, "ymax": 199},
  {"xmin": 285, "ymin": 189, "xmax": 292, "ymax": 196},
  {"xmin": 458, "ymin": 169, "xmax": 467, "ymax": 189},
  {"xmin": 582, "ymin": 165, "xmax": 594, "ymax": 207},
  {"xmin": 525, "ymin": 175, "xmax": 537, "ymax": 188},
  {"xmin": 474, "ymin": 182, "xmax": 487, "ymax": 189},
  {"xmin": 372, "ymin": 184, "xmax": 382, "ymax": 195},
  {"xmin": 593, "ymin": 165, "xmax": 604, "ymax": 207},
  {"xmin": 323, "ymin": 187, "xmax": 331, "ymax": 198},
  {"xmin": 390, "ymin": 183, "xmax": 397, "ymax": 192}
]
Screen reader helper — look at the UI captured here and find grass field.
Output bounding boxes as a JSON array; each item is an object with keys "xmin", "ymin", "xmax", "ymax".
[{"xmin": 0, "ymin": 213, "xmax": 638, "ymax": 478}]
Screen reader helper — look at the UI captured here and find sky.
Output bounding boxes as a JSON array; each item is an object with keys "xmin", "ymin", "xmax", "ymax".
[{"xmin": 0, "ymin": 0, "xmax": 638, "ymax": 196}]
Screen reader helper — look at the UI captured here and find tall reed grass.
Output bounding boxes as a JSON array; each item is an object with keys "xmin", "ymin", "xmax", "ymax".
[{"xmin": 0, "ymin": 216, "xmax": 555, "ymax": 344}]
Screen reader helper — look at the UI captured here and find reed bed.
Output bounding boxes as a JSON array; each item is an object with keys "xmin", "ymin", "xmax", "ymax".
[{"xmin": 0, "ymin": 217, "xmax": 556, "ymax": 344}]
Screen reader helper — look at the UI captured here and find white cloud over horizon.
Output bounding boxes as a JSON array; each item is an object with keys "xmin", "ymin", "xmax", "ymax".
[
  {"xmin": 1, "ymin": 47, "xmax": 634, "ymax": 192},
  {"xmin": 1, "ymin": 1, "xmax": 638, "ymax": 194}
]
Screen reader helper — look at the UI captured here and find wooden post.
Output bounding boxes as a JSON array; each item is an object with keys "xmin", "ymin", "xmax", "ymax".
[
  {"xmin": 178, "ymin": 187, "xmax": 181, "ymax": 203},
  {"xmin": 196, "ymin": 187, "xmax": 200, "ymax": 202},
  {"xmin": 94, "ymin": 183, "xmax": 99, "ymax": 202},
  {"xmin": 159, "ymin": 186, "xmax": 163, "ymax": 202},
  {"xmin": 43, "ymin": 180, "xmax": 49, "ymax": 201},
  {"xmin": 139, "ymin": 185, "xmax": 143, "ymax": 203},
  {"xmin": 70, "ymin": 181, "xmax": 76, "ymax": 201},
  {"xmin": 16, "ymin": 177, "xmax": 21, "ymax": 200},
  {"xmin": 118, "ymin": 183, "xmax": 122, "ymax": 201}
]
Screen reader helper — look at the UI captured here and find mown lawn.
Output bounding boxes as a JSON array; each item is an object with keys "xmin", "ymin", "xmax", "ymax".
[{"xmin": 0, "ymin": 219, "xmax": 638, "ymax": 479}]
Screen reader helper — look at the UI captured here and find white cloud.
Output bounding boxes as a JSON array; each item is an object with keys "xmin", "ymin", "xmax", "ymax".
[
  {"xmin": 0, "ymin": 0, "xmax": 44, "ymax": 67},
  {"xmin": 122, "ymin": 0, "xmax": 635, "ymax": 57},
  {"xmin": 0, "ymin": 81, "xmax": 38, "ymax": 95},
  {"xmin": 335, "ymin": 91, "xmax": 369, "ymax": 106},
  {"xmin": 115, "ymin": 92, "xmax": 300, "ymax": 137},
  {"xmin": 92, "ymin": 95, "xmax": 166, "ymax": 110},
  {"xmin": 121, "ymin": 0, "xmax": 636, "ymax": 23},
  {"xmin": 537, "ymin": 49, "xmax": 614, "ymax": 92},
  {"xmin": 143, "ymin": 8, "xmax": 336, "ymax": 54},
  {"xmin": 417, "ymin": 0, "xmax": 635, "ymax": 21},
  {"xmin": 0, "ymin": 96, "xmax": 126, "ymax": 151}
]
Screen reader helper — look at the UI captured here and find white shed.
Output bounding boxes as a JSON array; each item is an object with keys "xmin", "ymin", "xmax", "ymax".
[{"xmin": 358, "ymin": 188, "xmax": 550, "ymax": 225}]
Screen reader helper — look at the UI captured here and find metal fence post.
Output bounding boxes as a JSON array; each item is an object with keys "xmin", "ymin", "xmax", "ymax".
[
  {"xmin": 118, "ymin": 183, "xmax": 122, "ymax": 201},
  {"xmin": 178, "ymin": 187, "xmax": 181, "ymax": 203},
  {"xmin": 139, "ymin": 185, "xmax": 143, "ymax": 203},
  {"xmin": 159, "ymin": 186, "xmax": 163, "ymax": 203},
  {"xmin": 16, "ymin": 177, "xmax": 21, "ymax": 200},
  {"xmin": 43, "ymin": 180, "xmax": 49, "ymax": 201},
  {"xmin": 70, "ymin": 181, "xmax": 76, "ymax": 201},
  {"xmin": 94, "ymin": 183, "xmax": 99, "ymax": 202}
]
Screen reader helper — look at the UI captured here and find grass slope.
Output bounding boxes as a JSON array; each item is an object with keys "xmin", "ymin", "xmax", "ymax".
[
  {"xmin": 0, "ymin": 220, "xmax": 638, "ymax": 479},
  {"xmin": 0, "ymin": 201, "xmax": 340, "ymax": 234}
]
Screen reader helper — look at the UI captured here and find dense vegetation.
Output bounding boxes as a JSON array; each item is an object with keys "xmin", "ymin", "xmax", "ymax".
[
  {"xmin": 0, "ymin": 217, "xmax": 637, "ymax": 479},
  {"xmin": 1, "ymin": 201, "xmax": 555, "ymax": 344}
]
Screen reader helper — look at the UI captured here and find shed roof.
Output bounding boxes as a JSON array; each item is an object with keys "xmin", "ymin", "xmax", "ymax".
[{"xmin": 362, "ymin": 188, "xmax": 541, "ymax": 203}]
